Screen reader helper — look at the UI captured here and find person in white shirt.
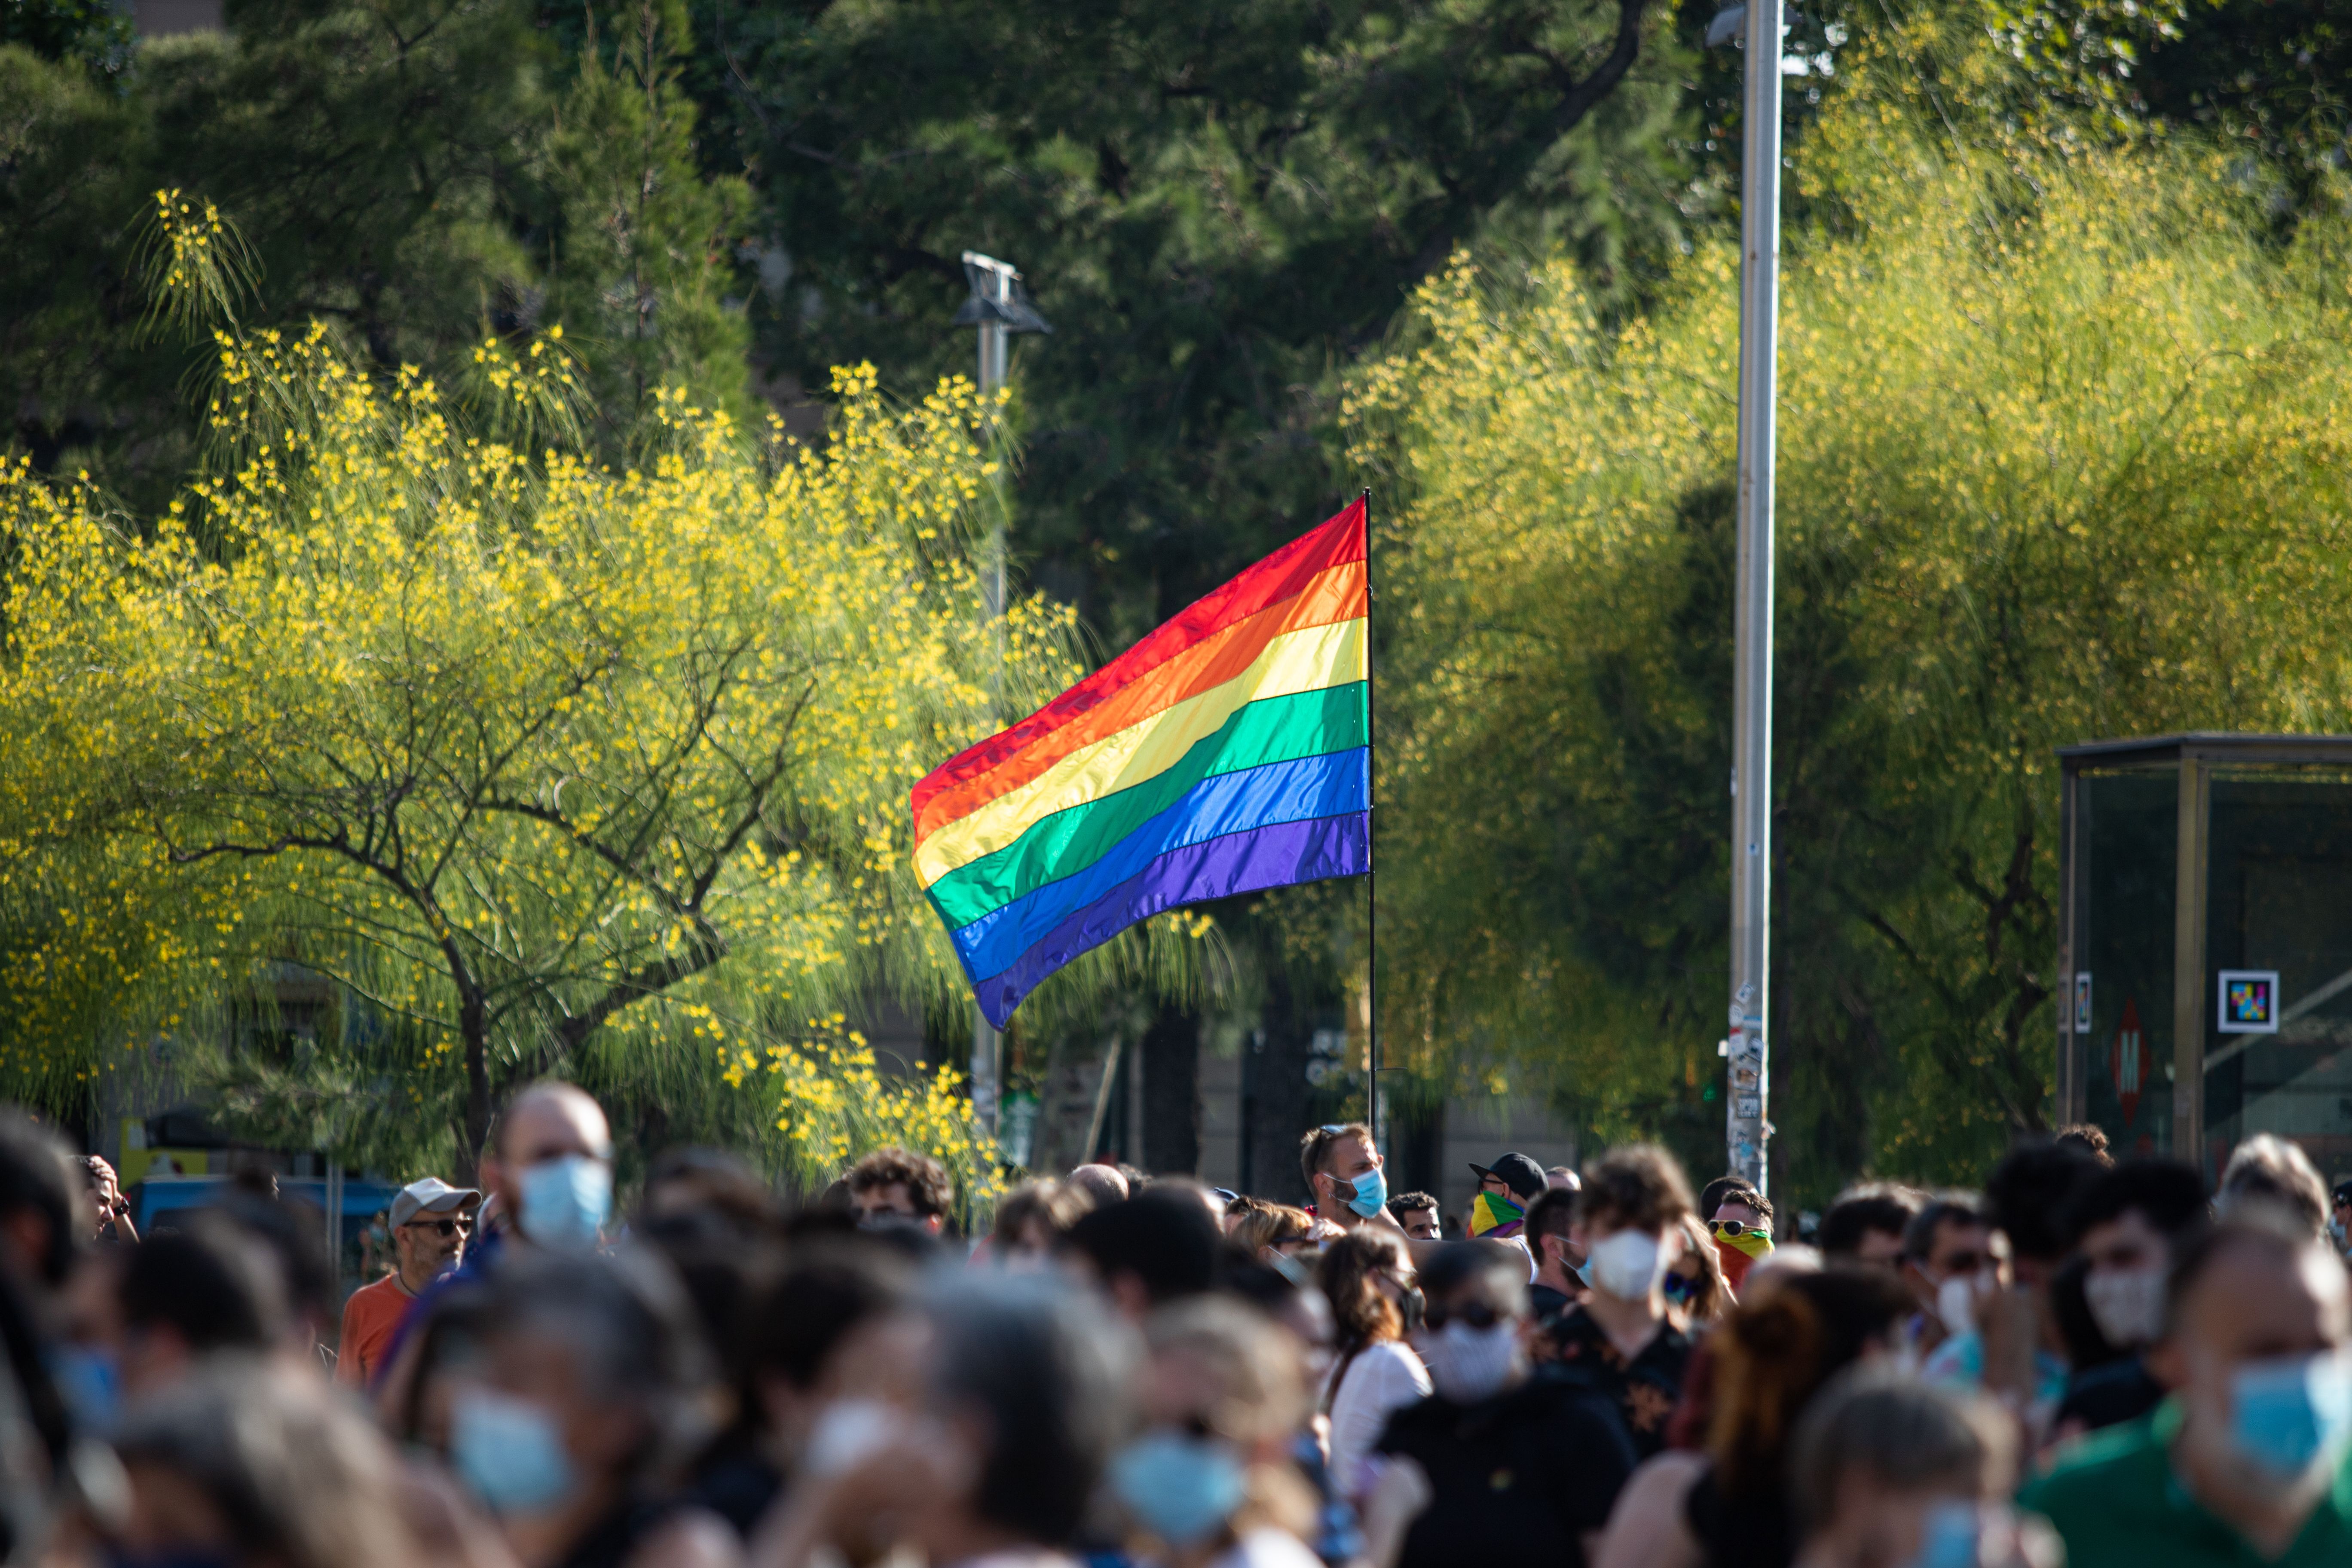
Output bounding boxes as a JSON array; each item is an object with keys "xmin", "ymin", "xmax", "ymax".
[{"xmin": 1315, "ymin": 1227, "xmax": 1430, "ymax": 1499}]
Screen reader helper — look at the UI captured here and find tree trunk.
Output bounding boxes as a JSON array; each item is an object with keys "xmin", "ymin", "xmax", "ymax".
[{"xmin": 1246, "ymin": 967, "xmax": 1318, "ymax": 1204}]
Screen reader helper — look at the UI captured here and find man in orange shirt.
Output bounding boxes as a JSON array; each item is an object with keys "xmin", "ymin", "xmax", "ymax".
[{"xmin": 335, "ymin": 1176, "xmax": 478, "ymax": 1388}]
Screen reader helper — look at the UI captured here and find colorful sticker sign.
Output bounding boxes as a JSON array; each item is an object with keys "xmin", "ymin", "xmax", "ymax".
[
  {"xmin": 2110, "ymin": 997, "xmax": 2145, "ymax": 1125},
  {"xmin": 2074, "ymin": 972, "xmax": 2092, "ymax": 1034},
  {"xmin": 2217, "ymin": 970, "xmax": 2280, "ymax": 1035}
]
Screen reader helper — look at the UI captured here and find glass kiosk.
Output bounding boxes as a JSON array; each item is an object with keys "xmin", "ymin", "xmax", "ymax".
[{"xmin": 2058, "ymin": 734, "xmax": 2352, "ymax": 1189}]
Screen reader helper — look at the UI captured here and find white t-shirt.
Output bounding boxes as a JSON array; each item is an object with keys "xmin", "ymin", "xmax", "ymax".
[{"xmin": 1324, "ymin": 1339, "xmax": 1431, "ymax": 1500}]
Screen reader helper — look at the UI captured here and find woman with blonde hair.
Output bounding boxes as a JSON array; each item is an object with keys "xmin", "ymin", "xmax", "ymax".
[
  {"xmin": 1110, "ymin": 1296, "xmax": 1324, "ymax": 1568},
  {"xmin": 1234, "ymin": 1204, "xmax": 1316, "ymax": 1267},
  {"xmin": 1314, "ymin": 1227, "xmax": 1428, "ymax": 1500}
]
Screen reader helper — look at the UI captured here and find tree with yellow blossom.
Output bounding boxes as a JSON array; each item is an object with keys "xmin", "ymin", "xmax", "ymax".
[{"xmin": 0, "ymin": 193, "xmax": 1190, "ymax": 1186}]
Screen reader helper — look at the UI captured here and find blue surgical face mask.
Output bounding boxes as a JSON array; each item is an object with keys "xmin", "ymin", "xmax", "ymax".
[
  {"xmin": 452, "ymin": 1386, "xmax": 576, "ymax": 1514},
  {"xmin": 1341, "ymin": 1162, "xmax": 1388, "ymax": 1219},
  {"xmin": 1109, "ymin": 1430, "xmax": 1246, "ymax": 1546},
  {"xmin": 2229, "ymin": 1352, "xmax": 2352, "ymax": 1478},
  {"xmin": 51, "ymin": 1343, "xmax": 119, "ymax": 1437},
  {"xmin": 1905, "ymin": 1501, "xmax": 1984, "ymax": 1568},
  {"xmin": 517, "ymin": 1154, "xmax": 611, "ymax": 1252}
]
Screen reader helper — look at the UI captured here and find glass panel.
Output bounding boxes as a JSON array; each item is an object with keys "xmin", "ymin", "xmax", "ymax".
[
  {"xmin": 2204, "ymin": 768, "xmax": 2352, "ymax": 1192},
  {"xmin": 2073, "ymin": 767, "xmax": 2178, "ymax": 1158}
]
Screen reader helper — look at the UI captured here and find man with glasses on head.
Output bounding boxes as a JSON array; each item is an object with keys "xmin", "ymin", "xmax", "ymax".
[
  {"xmin": 334, "ymin": 1175, "xmax": 478, "ymax": 1388},
  {"xmin": 1302, "ymin": 1122, "xmax": 1409, "ymax": 1238}
]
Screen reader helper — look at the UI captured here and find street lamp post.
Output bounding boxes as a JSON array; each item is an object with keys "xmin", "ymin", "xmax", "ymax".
[
  {"xmin": 952, "ymin": 252, "xmax": 1050, "ymax": 1139},
  {"xmin": 1718, "ymin": 0, "xmax": 1782, "ymax": 1194}
]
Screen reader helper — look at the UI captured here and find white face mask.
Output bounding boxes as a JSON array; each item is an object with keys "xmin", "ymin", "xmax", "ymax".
[
  {"xmin": 1419, "ymin": 1320, "xmax": 1520, "ymax": 1403},
  {"xmin": 2083, "ymin": 1265, "xmax": 2167, "ymax": 1348},
  {"xmin": 1934, "ymin": 1272, "xmax": 1982, "ymax": 1336},
  {"xmin": 1587, "ymin": 1229, "xmax": 1667, "ymax": 1300}
]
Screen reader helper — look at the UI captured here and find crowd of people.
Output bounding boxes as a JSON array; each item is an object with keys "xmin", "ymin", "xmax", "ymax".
[{"xmin": 0, "ymin": 1091, "xmax": 2343, "ymax": 1568}]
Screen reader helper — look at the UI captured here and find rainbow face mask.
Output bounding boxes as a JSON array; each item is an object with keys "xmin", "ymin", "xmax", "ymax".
[{"xmin": 1468, "ymin": 1191, "xmax": 1525, "ymax": 1238}]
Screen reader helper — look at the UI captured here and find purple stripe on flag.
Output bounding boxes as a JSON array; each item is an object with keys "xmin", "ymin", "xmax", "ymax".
[{"xmin": 970, "ymin": 811, "xmax": 1370, "ymax": 1028}]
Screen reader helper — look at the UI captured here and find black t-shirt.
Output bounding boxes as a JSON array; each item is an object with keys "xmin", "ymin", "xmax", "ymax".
[
  {"xmin": 1376, "ymin": 1373, "xmax": 1638, "ymax": 1568},
  {"xmin": 1529, "ymin": 1282, "xmax": 1575, "ymax": 1326},
  {"xmin": 2055, "ymin": 1353, "xmax": 2165, "ymax": 1435},
  {"xmin": 1547, "ymin": 1306, "xmax": 1692, "ymax": 1461}
]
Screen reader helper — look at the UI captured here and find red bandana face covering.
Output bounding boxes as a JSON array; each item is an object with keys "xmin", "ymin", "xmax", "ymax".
[{"xmin": 1714, "ymin": 1222, "xmax": 1773, "ymax": 1291}]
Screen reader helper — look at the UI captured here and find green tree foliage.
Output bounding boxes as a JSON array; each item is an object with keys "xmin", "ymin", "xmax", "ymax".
[
  {"xmin": 1350, "ymin": 77, "xmax": 2352, "ymax": 1195},
  {"xmin": 2, "ymin": 0, "xmax": 749, "ymax": 508},
  {"xmin": 681, "ymin": 0, "xmax": 1701, "ymax": 643}
]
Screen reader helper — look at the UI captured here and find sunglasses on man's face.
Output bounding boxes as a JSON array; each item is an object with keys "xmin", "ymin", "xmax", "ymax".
[
  {"xmin": 404, "ymin": 1216, "xmax": 471, "ymax": 1238},
  {"xmin": 1712, "ymin": 1219, "xmax": 1756, "ymax": 1239},
  {"xmin": 1422, "ymin": 1299, "xmax": 1508, "ymax": 1332}
]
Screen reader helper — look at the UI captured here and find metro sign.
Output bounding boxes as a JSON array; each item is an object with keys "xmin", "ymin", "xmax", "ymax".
[{"xmin": 2110, "ymin": 996, "xmax": 2145, "ymax": 1125}]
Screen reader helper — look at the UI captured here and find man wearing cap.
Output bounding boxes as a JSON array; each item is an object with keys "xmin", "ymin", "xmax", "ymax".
[
  {"xmin": 334, "ymin": 1176, "xmax": 479, "ymax": 1388},
  {"xmin": 1467, "ymin": 1152, "xmax": 1548, "ymax": 1240}
]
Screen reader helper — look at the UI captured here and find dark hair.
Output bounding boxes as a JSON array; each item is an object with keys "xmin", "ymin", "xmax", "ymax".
[
  {"xmin": 2060, "ymin": 1157, "xmax": 2208, "ymax": 1249},
  {"xmin": 1901, "ymin": 1195, "xmax": 1987, "ymax": 1263},
  {"xmin": 1789, "ymin": 1369, "xmax": 2012, "ymax": 1532},
  {"xmin": 1818, "ymin": 1186, "xmax": 1922, "ymax": 1261},
  {"xmin": 1523, "ymin": 1187, "xmax": 1578, "ymax": 1245},
  {"xmin": 646, "ymin": 1146, "xmax": 779, "ymax": 1235},
  {"xmin": 1700, "ymin": 1175, "xmax": 1771, "ymax": 1223},
  {"xmin": 1063, "ymin": 1186, "xmax": 1220, "ymax": 1306},
  {"xmin": 212, "ymin": 1191, "xmax": 333, "ymax": 1332},
  {"xmin": 993, "ymin": 1180, "xmax": 1088, "ymax": 1250},
  {"xmin": 121, "ymin": 1214, "xmax": 288, "ymax": 1352},
  {"xmin": 1579, "ymin": 1145, "xmax": 1696, "ymax": 1234},
  {"xmin": 1386, "ymin": 1191, "xmax": 1439, "ymax": 1218},
  {"xmin": 1318, "ymin": 1227, "xmax": 1409, "ymax": 1351},
  {"xmin": 845, "ymin": 1146, "xmax": 952, "ymax": 1220},
  {"xmin": 483, "ymin": 1246, "xmax": 714, "ymax": 1484},
  {"xmin": 1418, "ymin": 1241, "xmax": 1530, "ymax": 1318},
  {"xmin": 0, "ymin": 1112, "xmax": 78, "ymax": 1285},
  {"xmin": 1984, "ymin": 1140, "xmax": 2102, "ymax": 1263},
  {"xmin": 925, "ymin": 1273, "xmax": 1134, "ymax": 1545},
  {"xmin": 1299, "ymin": 1123, "xmax": 1372, "ymax": 1192},
  {"xmin": 743, "ymin": 1241, "xmax": 914, "ymax": 1391}
]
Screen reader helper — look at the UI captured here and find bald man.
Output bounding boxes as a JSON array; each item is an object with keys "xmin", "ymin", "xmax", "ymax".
[
  {"xmin": 2024, "ymin": 1213, "xmax": 2352, "ymax": 1566},
  {"xmin": 478, "ymin": 1081, "xmax": 615, "ymax": 1255},
  {"xmin": 365, "ymin": 1082, "xmax": 613, "ymax": 1404}
]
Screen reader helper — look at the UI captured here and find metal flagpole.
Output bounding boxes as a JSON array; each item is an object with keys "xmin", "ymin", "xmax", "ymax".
[
  {"xmin": 1361, "ymin": 490, "xmax": 1380, "ymax": 1152},
  {"xmin": 1725, "ymin": 0, "xmax": 1783, "ymax": 1193},
  {"xmin": 953, "ymin": 252, "xmax": 1050, "ymax": 1140}
]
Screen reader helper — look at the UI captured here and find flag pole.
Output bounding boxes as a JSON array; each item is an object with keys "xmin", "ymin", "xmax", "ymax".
[{"xmin": 1361, "ymin": 489, "xmax": 1380, "ymax": 1155}]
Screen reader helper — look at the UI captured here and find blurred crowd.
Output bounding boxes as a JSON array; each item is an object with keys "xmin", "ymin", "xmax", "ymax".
[{"xmin": 0, "ymin": 1090, "xmax": 2343, "ymax": 1568}]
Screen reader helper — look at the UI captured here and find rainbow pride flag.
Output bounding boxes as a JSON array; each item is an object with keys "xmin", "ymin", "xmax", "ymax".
[{"xmin": 912, "ymin": 498, "xmax": 1372, "ymax": 1027}]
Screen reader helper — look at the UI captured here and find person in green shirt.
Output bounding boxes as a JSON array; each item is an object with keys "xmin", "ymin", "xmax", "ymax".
[{"xmin": 2021, "ymin": 1212, "xmax": 2352, "ymax": 1567}]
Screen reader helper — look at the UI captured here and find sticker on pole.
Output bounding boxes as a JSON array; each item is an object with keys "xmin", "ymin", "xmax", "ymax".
[
  {"xmin": 2074, "ymin": 972, "xmax": 2092, "ymax": 1034},
  {"xmin": 2217, "ymin": 970, "xmax": 2280, "ymax": 1035}
]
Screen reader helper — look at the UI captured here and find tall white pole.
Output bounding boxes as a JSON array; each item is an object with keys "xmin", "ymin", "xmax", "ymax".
[{"xmin": 1726, "ymin": 0, "xmax": 1782, "ymax": 1194}]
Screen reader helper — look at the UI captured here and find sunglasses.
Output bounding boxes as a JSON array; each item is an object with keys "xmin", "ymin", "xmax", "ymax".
[
  {"xmin": 1712, "ymin": 1219, "xmax": 1758, "ymax": 1239},
  {"xmin": 1422, "ymin": 1300, "xmax": 1507, "ymax": 1332},
  {"xmin": 403, "ymin": 1216, "xmax": 472, "ymax": 1238}
]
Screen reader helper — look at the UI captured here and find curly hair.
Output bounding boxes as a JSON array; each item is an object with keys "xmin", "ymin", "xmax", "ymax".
[
  {"xmin": 846, "ymin": 1145, "xmax": 953, "ymax": 1219},
  {"xmin": 1317, "ymin": 1227, "xmax": 1410, "ymax": 1353},
  {"xmin": 1578, "ymin": 1144, "xmax": 1696, "ymax": 1235}
]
